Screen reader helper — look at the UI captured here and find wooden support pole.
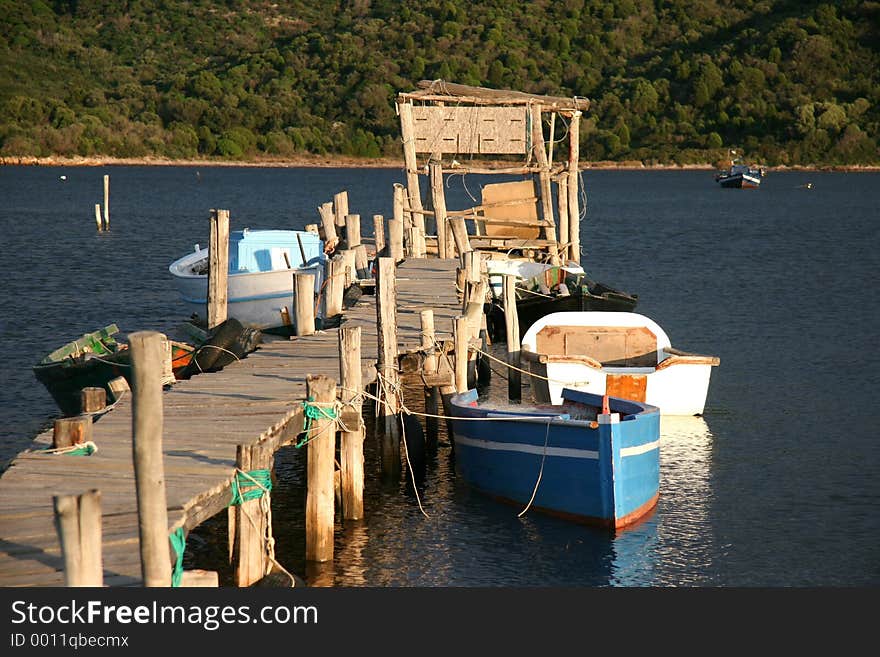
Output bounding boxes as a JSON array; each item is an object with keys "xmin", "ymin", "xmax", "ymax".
[
  {"xmin": 94, "ymin": 204, "xmax": 102, "ymax": 232},
  {"xmin": 530, "ymin": 104, "xmax": 556, "ymax": 247},
  {"xmin": 80, "ymin": 387, "xmax": 106, "ymax": 414},
  {"xmin": 318, "ymin": 201, "xmax": 338, "ymax": 251},
  {"xmin": 464, "ymin": 279, "xmax": 488, "ymax": 342},
  {"xmin": 557, "ymin": 176, "xmax": 570, "ymax": 263},
  {"xmin": 129, "ymin": 330, "xmax": 171, "ymax": 587},
  {"xmin": 306, "ymin": 374, "xmax": 337, "ymax": 562},
  {"xmin": 345, "ymin": 213, "xmax": 362, "ymax": 250},
  {"xmin": 53, "ymin": 489, "xmax": 103, "ymax": 586},
  {"xmin": 389, "ymin": 190, "xmax": 405, "ymax": 263},
  {"xmin": 503, "ymin": 276, "xmax": 521, "ymax": 402},
  {"xmin": 568, "ymin": 111, "xmax": 581, "ymax": 265},
  {"xmin": 325, "ymin": 254, "xmax": 345, "ymax": 317},
  {"xmin": 53, "ymin": 416, "xmax": 92, "ymax": 449},
  {"xmin": 338, "ymin": 326, "xmax": 364, "ymax": 520},
  {"xmin": 339, "ymin": 249, "xmax": 356, "ymax": 287},
  {"xmin": 207, "ymin": 209, "xmax": 229, "ymax": 330},
  {"xmin": 376, "ymin": 257, "xmax": 401, "ymax": 473},
  {"xmin": 233, "ymin": 441, "xmax": 269, "ymax": 585},
  {"xmin": 430, "ymin": 162, "xmax": 449, "ymax": 259},
  {"xmin": 454, "ymin": 315, "xmax": 469, "ymax": 393},
  {"xmin": 398, "ymin": 100, "xmax": 424, "ymax": 231},
  {"xmin": 103, "ymin": 174, "xmax": 109, "ymax": 230},
  {"xmin": 294, "ymin": 272, "xmax": 316, "ymax": 336},
  {"xmin": 373, "ymin": 214, "xmax": 386, "ymax": 257}
]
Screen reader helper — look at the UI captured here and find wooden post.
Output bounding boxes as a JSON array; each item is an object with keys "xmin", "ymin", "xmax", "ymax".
[
  {"xmin": 339, "ymin": 249, "xmax": 356, "ymax": 287},
  {"xmin": 373, "ymin": 214, "xmax": 386, "ymax": 256},
  {"xmin": 338, "ymin": 326, "xmax": 363, "ymax": 520},
  {"xmin": 53, "ymin": 416, "xmax": 92, "ymax": 449},
  {"xmin": 390, "ymin": 190, "xmax": 405, "ymax": 263},
  {"xmin": 94, "ymin": 204, "xmax": 102, "ymax": 232},
  {"xmin": 454, "ymin": 315, "xmax": 469, "ymax": 393},
  {"xmin": 305, "ymin": 374, "xmax": 337, "ymax": 562},
  {"xmin": 108, "ymin": 375, "xmax": 129, "ymax": 403},
  {"xmin": 346, "ymin": 214, "xmax": 369, "ymax": 277},
  {"xmin": 207, "ymin": 209, "xmax": 229, "ymax": 330},
  {"xmin": 375, "ymin": 257, "xmax": 400, "ymax": 473},
  {"xmin": 568, "ymin": 111, "xmax": 581, "ymax": 265},
  {"xmin": 430, "ymin": 162, "xmax": 449, "ymax": 259},
  {"xmin": 530, "ymin": 104, "xmax": 556, "ymax": 246},
  {"xmin": 333, "ymin": 190, "xmax": 349, "ymax": 242},
  {"xmin": 103, "ymin": 174, "xmax": 109, "ymax": 230},
  {"xmin": 503, "ymin": 276, "xmax": 521, "ymax": 402},
  {"xmin": 420, "ymin": 310, "xmax": 440, "ymax": 440},
  {"xmin": 318, "ymin": 202, "xmax": 338, "ymax": 251},
  {"xmin": 80, "ymin": 387, "xmax": 106, "ymax": 414},
  {"xmin": 450, "ymin": 216, "xmax": 470, "ymax": 258},
  {"xmin": 325, "ymin": 254, "xmax": 345, "ymax": 317},
  {"xmin": 129, "ymin": 331, "xmax": 171, "ymax": 587},
  {"xmin": 233, "ymin": 441, "xmax": 268, "ymax": 585},
  {"xmin": 464, "ymin": 279, "xmax": 488, "ymax": 342},
  {"xmin": 53, "ymin": 489, "xmax": 103, "ymax": 586},
  {"xmin": 557, "ymin": 176, "xmax": 570, "ymax": 263},
  {"xmin": 294, "ymin": 272, "xmax": 316, "ymax": 336},
  {"xmin": 398, "ymin": 100, "xmax": 424, "ymax": 233},
  {"xmin": 305, "ymin": 223, "xmax": 319, "ymax": 234}
]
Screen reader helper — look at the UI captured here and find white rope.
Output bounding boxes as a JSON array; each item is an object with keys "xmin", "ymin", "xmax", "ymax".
[{"xmin": 517, "ymin": 419, "xmax": 552, "ymax": 517}]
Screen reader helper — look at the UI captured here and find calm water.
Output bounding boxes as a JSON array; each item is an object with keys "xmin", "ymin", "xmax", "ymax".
[{"xmin": 0, "ymin": 165, "xmax": 877, "ymax": 587}]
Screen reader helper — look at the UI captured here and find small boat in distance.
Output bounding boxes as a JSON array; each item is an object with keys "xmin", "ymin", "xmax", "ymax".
[
  {"xmin": 447, "ymin": 387, "xmax": 661, "ymax": 529},
  {"xmin": 169, "ymin": 228, "xmax": 328, "ymax": 335},
  {"xmin": 714, "ymin": 154, "xmax": 764, "ymax": 189},
  {"xmin": 521, "ymin": 311, "xmax": 719, "ymax": 415}
]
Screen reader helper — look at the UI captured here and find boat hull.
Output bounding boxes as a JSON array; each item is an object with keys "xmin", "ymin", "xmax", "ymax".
[
  {"xmin": 34, "ymin": 351, "xmax": 131, "ymax": 416},
  {"xmin": 448, "ymin": 388, "xmax": 660, "ymax": 529}
]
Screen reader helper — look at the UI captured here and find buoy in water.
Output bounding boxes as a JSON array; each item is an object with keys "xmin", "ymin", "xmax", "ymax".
[{"xmin": 60, "ymin": 175, "xmax": 67, "ymax": 180}]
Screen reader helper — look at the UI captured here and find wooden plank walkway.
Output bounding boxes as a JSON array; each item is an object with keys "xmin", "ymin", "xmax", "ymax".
[{"xmin": 0, "ymin": 258, "xmax": 461, "ymax": 587}]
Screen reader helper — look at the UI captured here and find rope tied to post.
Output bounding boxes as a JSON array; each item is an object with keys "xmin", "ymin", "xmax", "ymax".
[
  {"xmin": 30, "ymin": 441, "xmax": 98, "ymax": 457},
  {"xmin": 295, "ymin": 396, "xmax": 339, "ymax": 448},
  {"xmin": 170, "ymin": 527, "xmax": 185, "ymax": 588},
  {"xmin": 229, "ymin": 468, "xmax": 273, "ymax": 506}
]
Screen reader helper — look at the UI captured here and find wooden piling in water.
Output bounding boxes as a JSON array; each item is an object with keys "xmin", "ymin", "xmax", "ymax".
[
  {"xmin": 454, "ymin": 315, "xmax": 469, "ymax": 393},
  {"xmin": 129, "ymin": 330, "xmax": 171, "ymax": 587},
  {"xmin": 318, "ymin": 201, "xmax": 338, "ymax": 251},
  {"xmin": 376, "ymin": 257, "xmax": 401, "ymax": 473},
  {"xmin": 430, "ymin": 162, "xmax": 449, "ymax": 259},
  {"xmin": 94, "ymin": 204, "xmax": 102, "ymax": 232},
  {"xmin": 420, "ymin": 309, "xmax": 441, "ymax": 441},
  {"xmin": 207, "ymin": 209, "xmax": 230, "ymax": 330},
  {"xmin": 103, "ymin": 174, "xmax": 109, "ymax": 230},
  {"xmin": 53, "ymin": 489, "xmax": 103, "ymax": 587},
  {"xmin": 232, "ymin": 441, "xmax": 269, "ymax": 586},
  {"xmin": 373, "ymin": 213, "xmax": 386, "ymax": 257},
  {"xmin": 338, "ymin": 326, "xmax": 364, "ymax": 520},
  {"xmin": 305, "ymin": 374, "xmax": 337, "ymax": 563}
]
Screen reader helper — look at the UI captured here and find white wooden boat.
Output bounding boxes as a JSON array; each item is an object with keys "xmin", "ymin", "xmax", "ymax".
[
  {"xmin": 169, "ymin": 228, "xmax": 327, "ymax": 334},
  {"xmin": 521, "ymin": 311, "xmax": 719, "ymax": 415}
]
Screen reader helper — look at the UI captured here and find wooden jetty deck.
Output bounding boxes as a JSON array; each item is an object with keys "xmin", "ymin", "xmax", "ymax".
[{"xmin": 0, "ymin": 258, "xmax": 461, "ymax": 587}]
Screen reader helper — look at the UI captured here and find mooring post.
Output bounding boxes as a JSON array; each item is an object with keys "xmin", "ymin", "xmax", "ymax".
[
  {"xmin": 333, "ymin": 190, "xmax": 349, "ymax": 244},
  {"xmin": 207, "ymin": 208, "xmax": 230, "ymax": 330},
  {"xmin": 390, "ymin": 185, "xmax": 406, "ymax": 263},
  {"xmin": 318, "ymin": 201, "xmax": 338, "ymax": 252},
  {"xmin": 346, "ymin": 214, "xmax": 369, "ymax": 278},
  {"xmin": 129, "ymin": 330, "xmax": 171, "ymax": 587},
  {"xmin": 53, "ymin": 489, "xmax": 103, "ymax": 587},
  {"xmin": 294, "ymin": 272, "xmax": 316, "ymax": 336},
  {"xmin": 454, "ymin": 315, "xmax": 469, "ymax": 393},
  {"xmin": 568, "ymin": 111, "xmax": 581, "ymax": 264},
  {"xmin": 53, "ymin": 416, "xmax": 92, "ymax": 449},
  {"xmin": 503, "ymin": 276, "xmax": 522, "ymax": 402},
  {"xmin": 233, "ymin": 441, "xmax": 269, "ymax": 586},
  {"xmin": 325, "ymin": 254, "xmax": 345, "ymax": 318},
  {"xmin": 376, "ymin": 257, "xmax": 401, "ymax": 474},
  {"xmin": 94, "ymin": 204, "xmax": 102, "ymax": 232},
  {"xmin": 80, "ymin": 387, "xmax": 106, "ymax": 414},
  {"xmin": 373, "ymin": 214, "xmax": 386, "ymax": 258},
  {"xmin": 338, "ymin": 326, "xmax": 364, "ymax": 520},
  {"xmin": 557, "ymin": 175, "xmax": 570, "ymax": 263},
  {"xmin": 103, "ymin": 174, "xmax": 109, "ymax": 230},
  {"xmin": 306, "ymin": 374, "xmax": 337, "ymax": 562}
]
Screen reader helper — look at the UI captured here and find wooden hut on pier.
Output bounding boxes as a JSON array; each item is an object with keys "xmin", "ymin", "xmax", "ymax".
[{"xmin": 395, "ymin": 80, "xmax": 590, "ymax": 265}]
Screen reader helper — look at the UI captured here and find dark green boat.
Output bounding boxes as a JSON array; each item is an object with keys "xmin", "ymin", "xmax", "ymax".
[{"xmin": 33, "ymin": 324, "xmax": 132, "ymax": 417}]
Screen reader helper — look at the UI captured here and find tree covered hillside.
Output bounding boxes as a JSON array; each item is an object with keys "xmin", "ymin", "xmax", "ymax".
[{"xmin": 1, "ymin": 0, "xmax": 878, "ymax": 165}]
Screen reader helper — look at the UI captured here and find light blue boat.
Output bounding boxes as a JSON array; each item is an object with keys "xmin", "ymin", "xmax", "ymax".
[
  {"xmin": 448, "ymin": 387, "xmax": 660, "ymax": 529},
  {"xmin": 169, "ymin": 228, "xmax": 327, "ymax": 335}
]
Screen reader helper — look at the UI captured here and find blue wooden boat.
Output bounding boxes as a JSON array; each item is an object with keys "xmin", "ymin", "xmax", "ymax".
[{"xmin": 448, "ymin": 387, "xmax": 660, "ymax": 529}]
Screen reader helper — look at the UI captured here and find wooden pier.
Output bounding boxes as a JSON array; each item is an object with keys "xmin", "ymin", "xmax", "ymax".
[
  {"xmin": 0, "ymin": 258, "xmax": 462, "ymax": 587},
  {"xmin": 0, "ymin": 81, "xmax": 586, "ymax": 588}
]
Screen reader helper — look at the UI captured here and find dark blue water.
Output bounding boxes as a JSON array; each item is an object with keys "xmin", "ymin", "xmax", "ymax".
[{"xmin": 1, "ymin": 165, "xmax": 877, "ymax": 586}]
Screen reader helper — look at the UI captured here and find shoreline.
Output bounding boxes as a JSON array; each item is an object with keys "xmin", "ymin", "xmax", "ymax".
[{"xmin": 1, "ymin": 154, "xmax": 878, "ymax": 172}]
